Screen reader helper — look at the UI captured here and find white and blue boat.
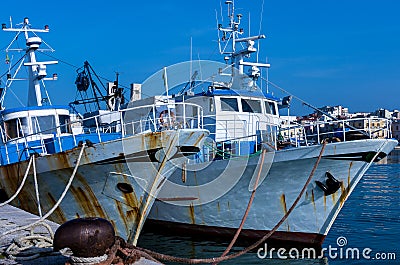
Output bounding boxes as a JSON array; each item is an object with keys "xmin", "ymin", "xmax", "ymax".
[
  {"xmin": 145, "ymin": 1, "xmax": 398, "ymax": 248},
  {"xmin": 0, "ymin": 18, "xmax": 208, "ymax": 245}
]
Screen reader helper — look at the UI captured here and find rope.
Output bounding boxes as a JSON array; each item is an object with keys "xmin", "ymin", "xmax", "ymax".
[
  {"xmin": 0, "ymin": 155, "xmax": 34, "ymax": 207},
  {"xmin": 0, "ymin": 144, "xmax": 86, "ymax": 238},
  {"xmin": 131, "ymin": 133, "xmax": 179, "ymax": 246},
  {"xmin": 70, "ymin": 254, "xmax": 108, "ymax": 264},
  {"xmin": 32, "ymin": 155, "xmax": 43, "ymax": 217},
  {"xmin": 5, "ymin": 222, "xmax": 55, "ymax": 261},
  {"xmin": 213, "ymin": 148, "xmax": 267, "ymax": 265},
  {"xmin": 138, "ymin": 142, "xmax": 327, "ymax": 264}
]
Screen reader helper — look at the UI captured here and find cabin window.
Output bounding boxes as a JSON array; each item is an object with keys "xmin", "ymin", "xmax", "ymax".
[
  {"xmin": 59, "ymin": 115, "xmax": 72, "ymax": 134},
  {"xmin": 264, "ymin": 101, "xmax": 272, "ymax": 114},
  {"xmin": 220, "ymin": 97, "xmax": 239, "ymax": 112},
  {"xmin": 32, "ymin": 115, "xmax": 57, "ymax": 134},
  {"xmin": 241, "ymin": 99, "xmax": 262, "ymax": 113},
  {"xmin": 4, "ymin": 117, "xmax": 28, "ymax": 139},
  {"xmin": 265, "ymin": 101, "xmax": 277, "ymax": 115}
]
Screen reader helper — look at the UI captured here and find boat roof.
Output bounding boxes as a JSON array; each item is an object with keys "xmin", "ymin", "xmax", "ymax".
[
  {"xmin": 1, "ymin": 105, "xmax": 70, "ymax": 115},
  {"xmin": 196, "ymin": 87, "xmax": 280, "ymax": 101}
]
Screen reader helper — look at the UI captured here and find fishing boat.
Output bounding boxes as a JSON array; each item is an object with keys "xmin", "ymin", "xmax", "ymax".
[
  {"xmin": 0, "ymin": 17, "xmax": 208, "ymax": 245},
  {"xmin": 145, "ymin": 1, "xmax": 398, "ymax": 248}
]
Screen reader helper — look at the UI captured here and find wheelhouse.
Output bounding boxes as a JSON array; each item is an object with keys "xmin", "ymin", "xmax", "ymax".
[{"xmin": 1, "ymin": 106, "xmax": 72, "ymax": 143}]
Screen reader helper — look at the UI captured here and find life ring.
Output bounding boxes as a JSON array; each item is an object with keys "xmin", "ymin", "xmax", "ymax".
[{"xmin": 159, "ymin": 110, "xmax": 175, "ymax": 125}]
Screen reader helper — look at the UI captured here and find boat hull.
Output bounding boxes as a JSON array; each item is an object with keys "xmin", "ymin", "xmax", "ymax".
[
  {"xmin": 147, "ymin": 139, "xmax": 397, "ymax": 247},
  {"xmin": 0, "ymin": 129, "xmax": 208, "ymax": 242}
]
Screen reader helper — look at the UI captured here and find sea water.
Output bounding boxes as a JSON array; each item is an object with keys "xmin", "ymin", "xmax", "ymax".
[{"xmin": 138, "ymin": 151, "xmax": 400, "ymax": 264}]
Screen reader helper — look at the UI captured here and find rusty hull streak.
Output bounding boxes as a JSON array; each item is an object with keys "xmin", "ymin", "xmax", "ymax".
[
  {"xmin": 115, "ymin": 200, "xmax": 139, "ymax": 236},
  {"xmin": 347, "ymin": 161, "xmax": 353, "ymax": 187},
  {"xmin": 331, "ymin": 190, "xmax": 337, "ymax": 204},
  {"xmin": 120, "ymin": 173, "xmax": 140, "ymax": 208},
  {"xmin": 147, "ymin": 132, "xmax": 163, "ymax": 150},
  {"xmin": 47, "ymin": 192, "xmax": 67, "ymax": 224},
  {"xmin": 75, "ymin": 172, "xmax": 107, "ymax": 218},
  {"xmin": 181, "ymin": 161, "xmax": 187, "ymax": 183},
  {"xmin": 191, "ymin": 132, "xmax": 206, "ymax": 147},
  {"xmin": 311, "ymin": 189, "xmax": 316, "ymax": 211},
  {"xmin": 280, "ymin": 193, "xmax": 290, "ymax": 231},
  {"xmin": 0, "ymin": 161, "xmax": 40, "ymax": 215},
  {"xmin": 67, "ymin": 173, "xmax": 107, "ymax": 220},
  {"xmin": 338, "ymin": 162, "xmax": 354, "ymax": 207},
  {"xmin": 188, "ymin": 203, "xmax": 195, "ymax": 224}
]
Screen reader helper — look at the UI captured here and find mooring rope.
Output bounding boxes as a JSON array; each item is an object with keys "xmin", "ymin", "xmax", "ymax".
[
  {"xmin": 213, "ymin": 148, "xmax": 267, "ymax": 265},
  {"xmin": 0, "ymin": 143, "xmax": 86, "ymax": 238},
  {"xmin": 5, "ymin": 222, "xmax": 55, "ymax": 261},
  {"xmin": 137, "ymin": 142, "xmax": 327, "ymax": 264},
  {"xmin": 32, "ymin": 155, "xmax": 43, "ymax": 217},
  {"xmin": 131, "ymin": 133, "xmax": 179, "ymax": 246},
  {"xmin": 0, "ymin": 155, "xmax": 34, "ymax": 207}
]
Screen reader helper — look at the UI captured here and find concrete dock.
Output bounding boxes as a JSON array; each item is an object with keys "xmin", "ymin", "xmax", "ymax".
[
  {"xmin": 0, "ymin": 204, "xmax": 65, "ymax": 265},
  {"xmin": 0, "ymin": 204, "xmax": 162, "ymax": 265}
]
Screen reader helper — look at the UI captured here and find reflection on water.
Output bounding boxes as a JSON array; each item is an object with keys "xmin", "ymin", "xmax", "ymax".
[
  {"xmin": 387, "ymin": 148, "xmax": 400, "ymax": 164},
  {"xmin": 138, "ymin": 231, "xmax": 329, "ymax": 264},
  {"xmin": 139, "ymin": 158, "xmax": 400, "ymax": 264}
]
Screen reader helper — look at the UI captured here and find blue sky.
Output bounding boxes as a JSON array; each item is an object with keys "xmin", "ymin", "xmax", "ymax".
[{"xmin": 1, "ymin": 0, "xmax": 399, "ymax": 115}]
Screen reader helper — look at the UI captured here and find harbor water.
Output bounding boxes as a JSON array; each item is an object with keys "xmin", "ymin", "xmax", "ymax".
[{"xmin": 138, "ymin": 150, "xmax": 400, "ymax": 264}]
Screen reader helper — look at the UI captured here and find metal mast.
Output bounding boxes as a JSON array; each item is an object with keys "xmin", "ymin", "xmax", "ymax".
[
  {"xmin": 2, "ymin": 17, "xmax": 57, "ymax": 107},
  {"xmin": 218, "ymin": 0, "xmax": 270, "ymax": 81}
]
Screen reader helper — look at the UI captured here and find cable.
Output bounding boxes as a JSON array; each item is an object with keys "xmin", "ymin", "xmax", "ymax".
[
  {"xmin": 0, "ymin": 144, "xmax": 86, "ymax": 238},
  {"xmin": 137, "ymin": 142, "xmax": 327, "ymax": 264}
]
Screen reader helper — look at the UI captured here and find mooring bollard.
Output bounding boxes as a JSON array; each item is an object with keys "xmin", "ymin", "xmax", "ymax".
[{"xmin": 53, "ymin": 217, "xmax": 115, "ymax": 264}]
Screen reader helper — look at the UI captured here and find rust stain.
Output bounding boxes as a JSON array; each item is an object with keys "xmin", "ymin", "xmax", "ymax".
[
  {"xmin": 323, "ymin": 194, "xmax": 327, "ymax": 212},
  {"xmin": 193, "ymin": 133, "xmax": 206, "ymax": 147},
  {"xmin": 69, "ymin": 186, "xmax": 95, "ymax": 216},
  {"xmin": 181, "ymin": 161, "xmax": 187, "ymax": 183},
  {"xmin": 122, "ymin": 191, "xmax": 140, "ymax": 209},
  {"xmin": 280, "ymin": 194, "xmax": 290, "ymax": 231},
  {"xmin": 339, "ymin": 182, "xmax": 347, "ymax": 207},
  {"xmin": 331, "ymin": 191, "xmax": 337, "ymax": 204},
  {"xmin": 74, "ymin": 173, "xmax": 107, "ymax": 218},
  {"xmin": 188, "ymin": 203, "xmax": 195, "ymax": 224},
  {"xmin": 347, "ymin": 161, "xmax": 353, "ymax": 187},
  {"xmin": 217, "ymin": 201, "xmax": 220, "ymax": 213},
  {"xmin": 1, "ymin": 161, "xmax": 41, "ymax": 215},
  {"xmin": 115, "ymin": 200, "xmax": 130, "ymax": 234},
  {"xmin": 119, "ymin": 174, "xmax": 140, "ymax": 209},
  {"xmin": 113, "ymin": 161, "xmax": 125, "ymax": 175},
  {"xmin": 46, "ymin": 192, "xmax": 67, "ymax": 224},
  {"xmin": 311, "ymin": 189, "xmax": 316, "ymax": 210},
  {"xmin": 145, "ymin": 132, "xmax": 163, "ymax": 151}
]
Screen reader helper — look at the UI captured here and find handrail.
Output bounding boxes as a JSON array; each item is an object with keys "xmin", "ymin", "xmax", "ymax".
[
  {"xmin": 1, "ymin": 102, "xmax": 204, "ymax": 143},
  {"xmin": 279, "ymin": 117, "xmax": 393, "ymax": 146},
  {"xmin": 0, "ymin": 101, "xmax": 205, "ymax": 165}
]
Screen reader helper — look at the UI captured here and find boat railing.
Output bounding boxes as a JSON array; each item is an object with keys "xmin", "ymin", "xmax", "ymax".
[
  {"xmin": 195, "ymin": 115, "xmax": 277, "ymax": 162},
  {"xmin": 278, "ymin": 117, "xmax": 393, "ymax": 147},
  {"xmin": 0, "ymin": 101, "xmax": 204, "ymax": 165}
]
